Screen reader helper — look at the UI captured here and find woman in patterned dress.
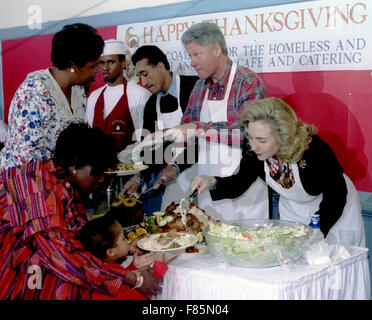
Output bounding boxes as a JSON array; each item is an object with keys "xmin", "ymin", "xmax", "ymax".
[{"xmin": 0, "ymin": 23, "xmax": 103, "ymax": 168}]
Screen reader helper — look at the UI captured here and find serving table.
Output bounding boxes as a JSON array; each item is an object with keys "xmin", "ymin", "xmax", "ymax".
[{"xmin": 154, "ymin": 247, "xmax": 370, "ymax": 300}]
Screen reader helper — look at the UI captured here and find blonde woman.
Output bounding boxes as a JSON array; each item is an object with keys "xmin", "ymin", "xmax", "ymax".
[{"xmin": 192, "ymin": 97, "xmax": 365, "ymax": 247}]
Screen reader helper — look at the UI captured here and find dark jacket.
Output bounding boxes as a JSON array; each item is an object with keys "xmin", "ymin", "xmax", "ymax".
[
  {"xmin": 141, "ymin": 74, "xmax": 198, "ymax": 178},
  {"xmin": 210, "ymin": 135, "xmax": 347, "ymax": 236},
  {"xmin": 142, "ymin": 75, "xmax": 199, "ymax": 134}
]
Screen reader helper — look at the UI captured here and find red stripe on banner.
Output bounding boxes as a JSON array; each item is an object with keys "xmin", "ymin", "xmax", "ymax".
[
  {"xmin": 259, "ymin": 70, "xmax": 372, "ymax": 192},
  {"xmin": 2, "ymin": 33, "xmax": 54, "ymax": 124}
]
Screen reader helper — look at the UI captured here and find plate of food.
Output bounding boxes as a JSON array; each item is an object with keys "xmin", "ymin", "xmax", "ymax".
[
  {"xmin": 137, "ymin": 232, "xmax": 198, "ymax": 252},
  {"xmin": 105, "ymin": 161, "xmax": 148, "ymax": 176}
]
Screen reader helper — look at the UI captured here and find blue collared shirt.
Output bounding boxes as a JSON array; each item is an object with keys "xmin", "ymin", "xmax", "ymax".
[{"xmin": 158, "ymin": 72, "xmax": 178, "ymax": 100}]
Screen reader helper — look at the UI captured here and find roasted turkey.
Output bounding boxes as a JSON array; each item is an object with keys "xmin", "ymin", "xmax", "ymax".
[{"xmin": 162, "ymin": 202, "xmax": 215, "ymax": 234}]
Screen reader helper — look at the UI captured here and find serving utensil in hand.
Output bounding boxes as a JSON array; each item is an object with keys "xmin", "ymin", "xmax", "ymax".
[
  {"xmin": 179, "ymin": 189, "xmax": 198, "ymax": 227},
  {"xmin": 180, "ymin": 189, "xmax": 198, "ymax": 212},
  {"xmin": 129, "ymin": 184, "xmax": 160, "ymax": 200}
]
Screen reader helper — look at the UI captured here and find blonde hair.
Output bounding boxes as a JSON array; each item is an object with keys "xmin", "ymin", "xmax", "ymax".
[{"xmin": 240, "ymin": 97, "xmax": 317, "ymax": 163}]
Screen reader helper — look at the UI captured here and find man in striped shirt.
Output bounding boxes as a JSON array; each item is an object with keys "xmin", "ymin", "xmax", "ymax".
[{"xmin": 153, "ymin": 22, "xmax": 269, "ymax": 221}]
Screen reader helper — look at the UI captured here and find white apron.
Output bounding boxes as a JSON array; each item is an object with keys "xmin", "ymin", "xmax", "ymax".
[
  {"xmin": 162, "ymin": 63, "xmax": 269, "ymax": 221},
  {"xmin": 264, "ymin": 161, "xmax": 366, "ymax": 247},
  {"xmin": 156, "ymin": 74, "xmax": 183, "ymax": 131},
  {"xmin": 156, "ymin": 74, "xmax": 184, "ymax": 162}
]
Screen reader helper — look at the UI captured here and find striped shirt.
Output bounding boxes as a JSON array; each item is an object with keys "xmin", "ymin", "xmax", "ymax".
[{"xmin": 0, "ymin": 160, "xmax": 128, "ymax": 300}]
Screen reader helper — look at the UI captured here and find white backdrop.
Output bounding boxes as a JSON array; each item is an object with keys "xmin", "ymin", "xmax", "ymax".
[{"xmin": 117, "ymin": 0, "xmax": 371, "ymax": 74}]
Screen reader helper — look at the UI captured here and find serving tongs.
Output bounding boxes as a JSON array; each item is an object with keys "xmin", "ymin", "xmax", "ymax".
[
  {"xmin": 180, "ymin": 189, "xmax": 198, "ymax": 214},
  {"xmin": 128, "ymin": 184, "xmax": 159, "ymax": 200},
  {"xmin": 179, "ymin": 189, "xmax": 198, "ymax": 227}
]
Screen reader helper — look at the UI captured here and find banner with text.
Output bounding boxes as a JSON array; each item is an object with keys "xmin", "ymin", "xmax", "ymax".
[{"xmin": 117, "ymin": 0, "xmax": 370, "ymax": 75}]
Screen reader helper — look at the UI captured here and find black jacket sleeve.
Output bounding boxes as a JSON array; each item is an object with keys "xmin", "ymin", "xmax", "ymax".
[
  {"xmin": 299, "ymin": 136, "xmax": 347, "ymax": 236},
  {"xmin": 142, "ymin": 95, "xmax": 157, "ymax": 135},
  {"xmin": 210, "ymin": 139, "xmax": 265, "ymax": 200},
  {"xmin": 165, "ymin": 75, "xmax": 199, "ymax": 172},
  {"xmin": 141, "ymin": 76, "xmax": 199, "ymax": 177},
  {"xmin": 179, "ymin": 75, "xmax": 199, "ymax": 113}
]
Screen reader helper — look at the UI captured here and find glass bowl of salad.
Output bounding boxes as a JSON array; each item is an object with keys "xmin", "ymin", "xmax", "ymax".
[{"xmin": 203, "ymin": 219, "xmax": 311, "ymax": 268}]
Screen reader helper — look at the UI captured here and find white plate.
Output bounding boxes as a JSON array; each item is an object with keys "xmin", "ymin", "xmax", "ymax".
[
  {"xmin": 137, "ymin": 232, "xmax": 198, "ymax": 252},
  {"xmin": 105, "ymin": 164, "xmax": 148, "ymax": 176},
  {"xmin": 137, "ymin": 134, "xmax": 174, "ymax": 149}
]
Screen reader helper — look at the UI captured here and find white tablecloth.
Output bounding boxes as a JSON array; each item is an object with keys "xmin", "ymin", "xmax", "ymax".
[{"xmin": 155, "ymin": 247, "xmax": 370, "ymax": 300}]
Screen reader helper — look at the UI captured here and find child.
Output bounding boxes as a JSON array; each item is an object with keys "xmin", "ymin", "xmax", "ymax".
[{"xmin": 79, "ymin": 213, "xmax": 178, "ymax": 300}]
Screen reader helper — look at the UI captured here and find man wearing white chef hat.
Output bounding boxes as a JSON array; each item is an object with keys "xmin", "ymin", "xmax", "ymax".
[{"xmin": 85, "ymin": 39, "xmax": 151, "ymax": 152}]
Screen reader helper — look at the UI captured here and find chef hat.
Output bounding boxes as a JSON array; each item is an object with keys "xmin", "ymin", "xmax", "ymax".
[{"xmin": 102, "ymin": 39, "xmax": 126, "ymax": 56}]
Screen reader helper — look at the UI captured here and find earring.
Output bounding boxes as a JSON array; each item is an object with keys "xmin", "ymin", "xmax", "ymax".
[
  {"xmin": 72, "ymin": 169, "xmax": 77, "ymax": 175},
  {"xmin": 70, "ymin": 68, "xmax": 75, "ymax": 73}
]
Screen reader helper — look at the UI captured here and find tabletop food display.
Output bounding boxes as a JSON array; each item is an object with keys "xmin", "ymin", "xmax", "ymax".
[
  {"xmin": 95, "ymin": 188, "xmax": 357, "ymax": 268},
  {"xmin": 119, "ymin": 199, "xmax": 318, "ymax": 265},
  {"xmin": 123, "ymin": 201, "xmax": 213, "ymax": 253},
  {"xmin": 89, "ymin": 192, "xmax": 370, "ymax": 299},
  {"xmin": 140, "ymin": 203, "xmax": 370, "ymax": 300}
]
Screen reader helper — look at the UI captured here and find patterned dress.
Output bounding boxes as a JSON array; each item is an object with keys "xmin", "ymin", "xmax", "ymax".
[
  {"xmin": 0, "ymin": 69, "xmax": 86, "ymax": 168},
  {"xmin": 0, "ymin": 160, "xmax": 129, "ymax": 300}
]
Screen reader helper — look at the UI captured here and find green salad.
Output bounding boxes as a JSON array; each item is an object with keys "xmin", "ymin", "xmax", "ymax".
[{"xmin": 205, "ymin": 222, "xmax": 309, "ymax": 267}]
